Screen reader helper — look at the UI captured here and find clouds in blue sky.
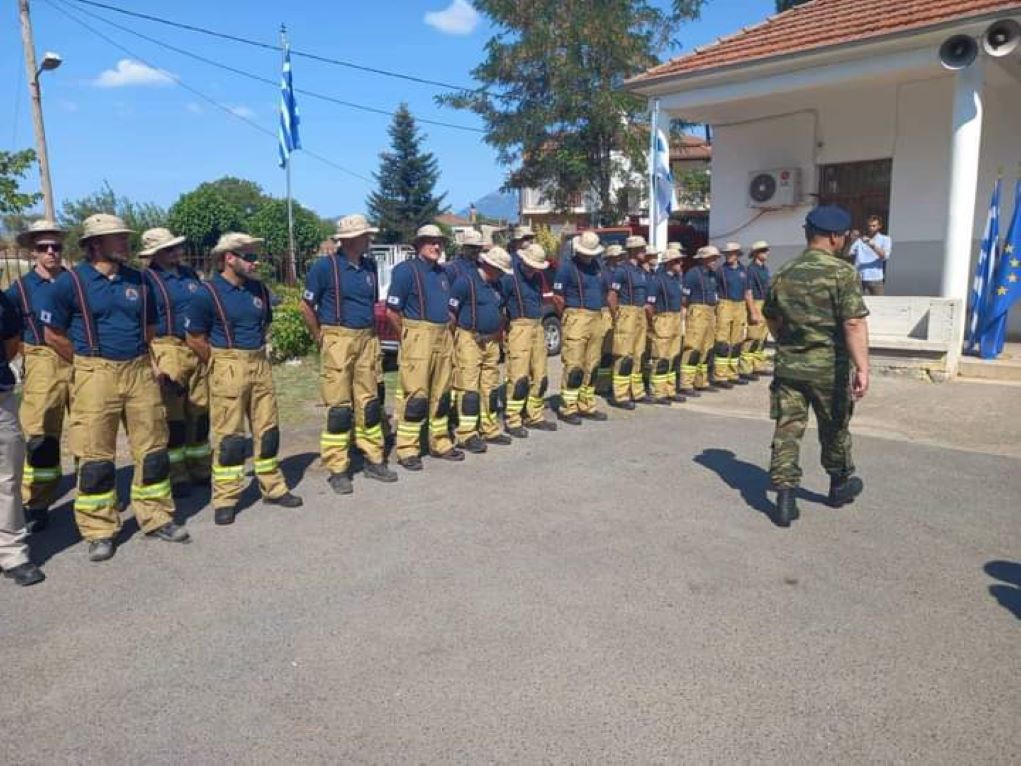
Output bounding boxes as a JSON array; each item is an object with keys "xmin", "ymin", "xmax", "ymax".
[
  {"xmin": 424, "ymin": 0, "xmax": 479, "ymax": 35},
  {"xmin": 92, "ymin": 58, "xmax": 175, "ymax": 88}
]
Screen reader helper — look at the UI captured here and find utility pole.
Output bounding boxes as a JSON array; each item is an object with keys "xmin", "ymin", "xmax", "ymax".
[{"xmin": 18, "ymin": 0, "xmax": 57, "ymax": 221}]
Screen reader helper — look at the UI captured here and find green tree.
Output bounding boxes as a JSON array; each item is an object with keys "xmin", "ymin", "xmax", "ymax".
[
  {"xmin": 0, "ymin": 149, "xmax": 42, "ymax": 216},
  {"xmin": 439, "ymin": 1, "xmax": 704, "ymax": 226},
  {"xmin": 194, "ymin": 176, "xmax": 270, "ymax": 219},
  {"xmin": 167, "ymin": 186, "xmax": 244, "ymax": 257},
  {"xmin": 367, "ymin": 104, "xmax": 447, "ymax": 244},
  {"xmin": 59, "ymin": 181, "xmax": 167, "ymax": 258},
  {"xmin": 776, "ymin": 0, "xmax": 810, "ymax": 11},
  {"xmin": 247, "ymin": 198, "xmax": 333, "ymax": 275}
]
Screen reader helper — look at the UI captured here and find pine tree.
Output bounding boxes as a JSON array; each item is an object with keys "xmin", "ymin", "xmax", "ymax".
[{"xmin": 367, "ymin": 104, "xmax": 447, "ymax": 244}]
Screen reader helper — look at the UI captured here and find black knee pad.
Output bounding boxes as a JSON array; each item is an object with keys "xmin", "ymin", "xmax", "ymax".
[
  {"xmin": 538, "ymin": 376, "xmax": 549, "ymax": 397},
  {"xmin": 488, "ymin": 388, "xmax": 502, "ymax": 414},
  {"xmin": 436, "ymin": 392, "xmax": 452, "ymax": 418},
  {"xmin": 618, "ymin": 356, "xmax": 634, "ymax": 376},
  {"xmin": 404, "ymin": 396, "xmax": 429, "ymax": 422},
  {"xmin": 566, "ymin": 368, "xmax": 584, "ymax": 389},
  {"xmin": 714, "ymin": 342, "xmax": 730, "ymax": 357},
  {"xmin": 219, "ymin": 435, "xmax": 247, "ymax": 466},
  {"xmin": 655, "ymin": 359, "xmax": 670, "ymax": 374},
  {"xmin": 364, "ymin": 398, "xmax": 382, "ymax": 428},
  {"xmin": 599, "ymin": 353, "xmax": 613, "ymax": 369},
  {"xmin": 511, "ymin": 377, "xmax": 530, "ymax": 401},
  {"xmin": 194, "ymin": 413, "xmax": 210, "ymax": 443},
  {"xmin": 688, "ymin": 350, "xmax": 701, "ymax": 367},
  {"xmin": 461, "ymin": 391, "xmax": 481, "ymax": 417},
  {"xmin": 259, "ymin": 427, "xmax": 280, "ymax": 459},
  {"xmin": 327, "ymin": 405, "xmax": 353, "ymax": 433},
  {"xmin": 141, "ymin": 449, "xmax": 170, "ymax": 485},
  {"xmin": 167, "ymin": 420, "xmax": 187, "ymax": 449},
  {"xmin": 79, "ymin": 459, "xmax": 116, "ymax": 495},
  {"xmin": 589, "ymin": 364, "xmax": 600, "ymax": 382},
  {"xmin": 26, "ymin": 435, "xmax": 60, "ymax": 468}
]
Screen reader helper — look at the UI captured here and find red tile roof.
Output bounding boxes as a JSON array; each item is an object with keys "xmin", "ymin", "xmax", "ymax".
[
  {"xmin": 670, "ymin": 134, "xmax": 712, "ymax": 161},
  {"xmin": 632, "ymin": 0, "xmax": 1021, "ymax": 83}
]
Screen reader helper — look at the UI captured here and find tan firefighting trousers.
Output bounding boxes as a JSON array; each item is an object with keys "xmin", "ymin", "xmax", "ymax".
[
  {"xmin": 649, "ymin": 311, "xmax": 683, "ymax": 399},
  {"xmin": 319, "ymin": 327, "xmax": 384, "ymax": 475},
  {"xmin": 504, "ymin": 317, "xmax": 548, "ymax": 428},
  {"xmin": 595, "ymin": 307, "xmax": 614, "ymax": 395},
  {"xmin": 714, "ymin": 299, "xmax": 747, "ymax": 382},
  {"xmin": 452, "ymin": 327, "xmax": 502, "ymax": 442},
  {"xmin": 740, "ymin": 298, "xmax": 770, "ymax": 375},
  {"xmin": 150, "ymin": 336, "xmax": 210, "ymax": 486},
  {"xmin": 68, "ymin": 355, "xmax": 173, "ymax": 541},
  {"xmin": 209, "ymin": 348, "xmax": 288, "ymax": 509},
  {"xmin": 19, "ymin": 344, "xmax": 71, "ymax": 511},
  {"xmin": 611, "ymin": 305, "xmax": 647, "ymax": 402},
  {"xmin": 679, "ymin": 304, "xmax": 716, "ymax": 390},
  {"xmin": 394, "ymin": 319, "xmax": 454, "ymax": 460},
  {"xmin": 560, "ymin": 308, "xmax": 603, "ymax": 416}
]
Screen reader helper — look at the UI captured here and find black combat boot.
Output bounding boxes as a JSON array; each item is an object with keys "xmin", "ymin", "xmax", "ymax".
[
  {"xmin": 580, "ymin": 411, "xmax": 608, "ymax": 421},
  {"xmin": 558, "ymin": 411, "xmax": 583, "ymax": 426},
  {"xmin": 328, "ymin": 472, "xmax": 354, "ymax": 495},
  {"xmin": 773, "ymin": 488, "xmax": 800, "ymax": 528},
  {"xmin": 3, "ymin": 562, "xmax": 45, "ymax": 586},
  {"xmin": 505, "ymin": 426, "xmax": 529, "ymax": 439},
  {"xmin": 461, "ymin": 435, "xmax": 488, "ymax": 454},
  {"xmin": 264, "ymin": 492, "xmax": 303, "ymax": 508},
  {"xmin": 214, "ymin": 506, "xmax": 237, "ymax": 525},
  {"xmin": 828, "ymin": 475, "xmax": 864, "ymax": 508}
]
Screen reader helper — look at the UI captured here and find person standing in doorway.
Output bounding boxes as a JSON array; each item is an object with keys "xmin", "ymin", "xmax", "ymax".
[{"xmin": 851, "ymin": 215, "xmax": 892, "ymax": 295}]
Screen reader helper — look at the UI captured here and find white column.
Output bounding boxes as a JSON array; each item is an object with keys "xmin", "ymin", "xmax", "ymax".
[{"xmin": 940, "ymin": 59, "xmax": 984, "ymax": 337}]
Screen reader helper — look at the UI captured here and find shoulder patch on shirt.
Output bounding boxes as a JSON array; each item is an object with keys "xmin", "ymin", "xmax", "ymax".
[
  {"xmin": 124, "ymin": 287, "xmax": 140, "ymax": 302},
  {"xmin": 386, "ymin": 295, "xmax": 400, "ymax": 306},
  {"xmin": 303, "ymin": 289, "xmax": 315, "ymax": 302},
  {"xmin": 253, "ymin": 296, "xmax": 264, "ymax": 310},
  {"xmin": 40, "ymin": 309, "xmax": 52, "ymax": 324}
]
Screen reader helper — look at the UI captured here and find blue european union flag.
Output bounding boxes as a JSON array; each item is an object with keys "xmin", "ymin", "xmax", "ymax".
[{"xmin": 979, "ymin": 179, "xmax": 1021, "ymax": 359}]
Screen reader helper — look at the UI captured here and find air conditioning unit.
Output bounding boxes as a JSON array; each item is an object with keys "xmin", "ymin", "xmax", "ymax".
[{"xmin": 747, "ymin": 168, "xmax": 802, "ymax": 208}]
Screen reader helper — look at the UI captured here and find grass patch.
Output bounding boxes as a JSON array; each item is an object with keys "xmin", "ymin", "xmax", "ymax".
[{"xmin": 272, "ymin": 355, "xmax": 401, "ymax": 426}]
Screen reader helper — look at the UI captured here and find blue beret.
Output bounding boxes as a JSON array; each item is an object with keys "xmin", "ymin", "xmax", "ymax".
[{"xmin": 805, "ymin": 205, "xmax": 852, "ymax": 234}]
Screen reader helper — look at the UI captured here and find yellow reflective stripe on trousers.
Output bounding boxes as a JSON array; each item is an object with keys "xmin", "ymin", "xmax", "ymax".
[
  {"xmin": 213, "ymin": 464, "xmax": 245, "ymax": 482},
  {"xmin": 356, "ymin": 425, "xmax": 383, "ymax": 441},
  {"xmin": 320, "ymin": 432, "xmax": 350, "ymax": 447},
  {"xmin": 527, "ymin": 396, "xmax": 544, "ymax": 408},
  {"xmin": 168, "ymin": 447, "xmax": 186, "ymax": 465},
  {"xmin": 23, "ymin": 464, "xmax": 61, "ymax": 483},
  {"xmin": 254, "ymin": 457, "xmax": 278, "ymax": 474},
  {"xmin": 74, "ymin": 490, "xmax": 117, "ymax": 510},
  {"xmin": 185, "ymin": 444, "xmax": 211, "ymax": 459},
  {"xmin": 429, "ymin": 417, "xmax": 449, "ymax": 433},
  {"xmin": 505, "ymin": 399, "xmax": 525, "ymax": 414},
  {"xmin": 132, "ymin": 480, "xmax": 171, "ymax": 500},
  {"xmin": 561, "ymin": 389, "xmax": 579, "ymax": 404}
]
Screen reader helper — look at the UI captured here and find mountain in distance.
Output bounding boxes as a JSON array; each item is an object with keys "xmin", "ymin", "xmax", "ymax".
[{"xmin": 458, "ymin": 188, "xmax": 518, "ymax": 223}]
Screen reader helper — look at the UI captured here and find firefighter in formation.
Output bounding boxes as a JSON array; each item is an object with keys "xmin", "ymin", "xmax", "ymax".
[{"xmin": 3, "ymin": 213, "xmax": 777, "ymax": 582}]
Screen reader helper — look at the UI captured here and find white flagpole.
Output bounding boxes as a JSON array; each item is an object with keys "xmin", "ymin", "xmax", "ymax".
[
  {"xmin": 648, "ymin": 98, "xmax": 659, "ymax": 246},
  {"xmin": 281, "ymin": 24, "xmax": 297, "ymax": 285}
]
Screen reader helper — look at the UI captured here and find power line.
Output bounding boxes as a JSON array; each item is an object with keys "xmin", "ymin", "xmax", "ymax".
[
  {"xmin": 42, "ymin": 0, "xmax": 372, "ymax": 183},
  {"xmin": 55, "ymin": 0, "xmax": 484, "ymax": 134},
  {"xmin": 66, "ymin": 0, "xmax": 476, "ymax": 92}
]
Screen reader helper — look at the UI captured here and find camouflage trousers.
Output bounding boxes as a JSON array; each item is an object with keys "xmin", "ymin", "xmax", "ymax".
[{"xmin": 769, "ymin": 376, "xmax": 855, "ymax": 488}]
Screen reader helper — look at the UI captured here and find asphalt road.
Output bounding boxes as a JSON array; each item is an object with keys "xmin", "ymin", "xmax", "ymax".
[{"xmin": 1, "ymin": 397, "xmax": 1019, "ymax": 763}]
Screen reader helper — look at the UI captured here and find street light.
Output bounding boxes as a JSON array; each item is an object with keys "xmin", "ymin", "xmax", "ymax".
[
  {"xmin": 18, "ymin": 0, "xmax": 60, "ymax": 221},
  {"xmin": 38, "ymin": 51, "xmax": 62, "ymax": 74}
]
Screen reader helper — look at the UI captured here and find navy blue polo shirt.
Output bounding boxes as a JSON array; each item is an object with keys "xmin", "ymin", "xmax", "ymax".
[
  {"xmin": 42, "ymin": 262, "xmax": 154, "ymax": 360},
  {"xmin": 449, "ymin": 267, "xmax": 504, "ymax": 334},
  {"xmin": 303, "ymin": 253, "xmax": 378, "ymax": 329},
  {"xmin": 185, "ymin": 274, "xmax": 272, "ymax": 350},
  {"xmin": 682, "ymin": 265, "xmax": 719, "ymax": 306},
  {"xmin": 4, "ymin": 268, "xmax": 59, "ymax": 346},
  {"xmin": 610, "ymin": 262, "xmax": 648, "ymax": 307},
  {"xmin": 717, "ymin": 263, "xmax": 749, "ymax": 301},
  {"xmin": 386, "ymin": 256, "xmax": 451, "ymax": 324},
  {"xmin": 144, "ymin": 263, "xmax": 203, "ymax": 339},
  {"xmin": 553, "ymin": 257, "xmax": 604, "ymax": 311},
  {"xmin": 747, "ymin": 262, "xmax": 770, "ymax": 301},
  {"xmin": 0, "ymin": 291, "xmax": 23, "ymax": 390},
  {"xmin": 444, "ymin": 257, "xmax": 475, "ymax": 284},
  {"xmin": 499, "ymin": 255, "xmax": 544, "ymax": 320},
  {"xmin": 647, "ymin": 270, "xmax": 683, "ymax": 313}
]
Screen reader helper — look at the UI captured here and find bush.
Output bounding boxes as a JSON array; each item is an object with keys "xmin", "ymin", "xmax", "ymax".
[{"xmin": 268, "ymin": 300, "xmax": 315, "ymax": 363}]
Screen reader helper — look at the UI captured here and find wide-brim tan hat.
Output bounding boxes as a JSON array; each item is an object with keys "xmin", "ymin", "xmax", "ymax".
[
  {"xmin": 662, "ymin": 247, "xmax": 684, "ymax": 263},
  {"xmin": 332, "ymin": 214, "xmax": 379, "ymax": 241},
  {"xmin": 414, "ymin": 224, "xmax": 448, "ymax": 243},
  {"xmin": 480, "ymin": 245, "xmax": 512, "ymax": 274},
  {"xmin": 79, "ymin": 213, "xmax": 133, "ymax": 244},
  {"xmin": 749, "ymin": 240, "xmax": 770, "ymax": 253},
  {"xmin": 519, "ymin": 242, "xmax": 549, "ymax": 270},
  {"xmin": 16, "ymin": 219, "xmax": 65, "ymax": 248},
  {"xmin": 720, "ymin": 241, "xmax": 743, "ymax": 255},
  {"xmin": 695, "ymin": 245, "xmax": 721, "ymax": 260},
  {"xmin": 460, "ymin": 229, "xmax": 484, "ymax": 248},
  {"xmin": 574, "ymin": 231, "xmax": 604, "ymax": 256},
  {"xmin": 604, "ymin": 244, "xmax": 624, "ymax": 259},
  {"xmin": 212, "ymin": 232, "xmax": 264, "ymax": 256},
  {"xmin": 624, "ymin": 235, "xmax": 647, "ymax": 251},
  {"xmin": 643, "ymin": 245, "xmax": 660, "ymax": 258},
  {"xmin": 138, "ymin": 227, "xmax": 187, "ymax": 257},
  {"xmin": 510, "ymin": 225, "xmax": 534, "ymax": 241}
]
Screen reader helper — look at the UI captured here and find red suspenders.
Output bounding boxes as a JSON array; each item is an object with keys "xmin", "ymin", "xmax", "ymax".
[
  {"xmin": 66, "ymin": 270, "xmax": 100, "ymax": 356},
  {"xmin": 144, "ymin": 267, "xmax": 175, "ymax": 337},
  {"xmin": 203, "ymin": 282, "xmax": 234, "ymax": 349},
  {"xmin": 466, "ymin": 272, "xmax": 478, "ymax": 330},
  {"xmin": 12, "ymin": 278, "xmax": 43, "ymax": 345},
  {"xmin": 328, "ymin": 254, "xmax": 343, "ymax": 324}
]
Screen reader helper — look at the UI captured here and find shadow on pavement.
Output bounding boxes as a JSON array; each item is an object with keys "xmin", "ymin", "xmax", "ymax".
[
  {"xmin": 693, "ymin": 448, "xmax": 829, "ymax": 518},
  {"xmin": 984, "ymin": 560, "xmax": 1021, "ymax": 620}
]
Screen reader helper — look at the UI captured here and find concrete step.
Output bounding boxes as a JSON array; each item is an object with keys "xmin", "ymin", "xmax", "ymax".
[{"xmin": 958, "ymin": 343, "xmax": 1021, "ymax": 382}]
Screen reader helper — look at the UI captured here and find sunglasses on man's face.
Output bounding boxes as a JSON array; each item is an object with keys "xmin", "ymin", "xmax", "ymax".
[
  {"xmin": 232, "ymin": 252, "xmax": 259, "ymax": 263},
  {"xmin": 35, "ymin": 242, "xmax": 63, "ymax": 253}
]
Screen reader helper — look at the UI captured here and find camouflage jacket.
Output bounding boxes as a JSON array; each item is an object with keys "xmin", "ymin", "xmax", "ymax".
[{"xmin": 763, "ymin": 247, "xmax": 869, "ymax": 383}]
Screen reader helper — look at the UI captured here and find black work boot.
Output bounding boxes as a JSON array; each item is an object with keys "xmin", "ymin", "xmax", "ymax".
[
  {"xmin": 714, "ymin": 379, "xmax": 734, "ymax": 390},
  {"xmin": 364, "ymin": 462, "xmax": 398, "ymax": 482},
  {"xmin": 678, "ymin": 388, "xmax": 698, "ymax": 399},
  {"xmin": 610, "ymin": 399, "xmax": 635, "ymax": 411},
  {"xmin": 146, "ymin": 522, "xmax": 190, "ymax": 543},
  {"xmin": 461, "ymin": 435, "xmax": 488, "ymax": 454},
  {"xmin": 214, "ymin": 506, "xmax": 237, "ymax": 525},
  {"xmin": 506, "ymin": 426, "xmax": 529, "ymax": 439},
  {"xmin": 672, "ymin": 392, "xmax": 687, "ymax": 403},
  {"xmin": 3, "ymin": 562, "xmax": 45, "ymax": 586},
  {"xmin": 558, "ymin": 411, "xmax": 583, "ymax": 426},
  {"xmin": 734, "ymin": 376, "xmax": 750, "ymax": 385},
  {"xmin": 398, "ymin": 455, "xmax": 424, "ymax": 471},
  {"xmin": 649, "ymin": 396, "xmax": 672, "ymax": 405},
  {"xmin": 486, "ymin": 434, "xmax": 513, "ymax": 446},
  {"xmin": 88, "ymin": 538, "xmax": 116, "ymax": 562},
  {"xmin": 580, "ymin": 411, "xmax": 608, "ymax": 421},
  {"xmin": 24, "ymin": 506, "xmax": 48, "ymax": 534},
  {"xmin": 431, "ymin": 448, "xmax": 465, "ymax": 462},
  {"xmin": 828, "ymin": 475, "xmax": 864, "ymax": 508},
  {"xmin": 773, "ymin": 488, "xmax": 800, "ymax": 528},
  {"xmin": 528, "ymin": 420, "xmax": 557, "ymax": 432},
  {"xmin": 328, "ymin": 472, "xmax": 354, "ymax": 495},
  {"xmin": 264, "ymin": 492, "xmax": 303, "ymax": 508}
]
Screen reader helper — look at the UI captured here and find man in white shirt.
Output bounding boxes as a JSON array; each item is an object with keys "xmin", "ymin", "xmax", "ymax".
[{"xmin": 851, "ymin": 214, "xmax": 892, "ymax": 295}]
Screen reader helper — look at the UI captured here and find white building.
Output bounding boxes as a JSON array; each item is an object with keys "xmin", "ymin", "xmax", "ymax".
[{"xmin": 626, "ymin": 0, "xmax": 1021, "ymax": 340}]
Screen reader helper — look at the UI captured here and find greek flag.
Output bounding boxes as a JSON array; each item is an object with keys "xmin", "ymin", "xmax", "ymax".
[
  {"xmin": 965, "ymin": 179, "xmax": 1000, "ymax": 351},
  {"xmin": 653, "ymin": 128, "xmax": 677, "ymax": 220},
  {"xmin": 979, "ymin": 179, "xmax": 1021, "ymax": 359},
  {"xmin": 278, "ymin": 41, "xmax": 301, "ymax": 168}
]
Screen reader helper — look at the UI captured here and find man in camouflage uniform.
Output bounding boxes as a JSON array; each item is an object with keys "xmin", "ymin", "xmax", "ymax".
[{"xmin": 763, "ymin": 206, "xmax": 870, "ymax": 527}]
